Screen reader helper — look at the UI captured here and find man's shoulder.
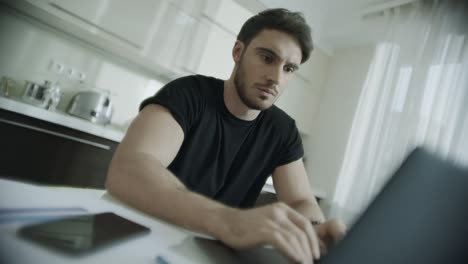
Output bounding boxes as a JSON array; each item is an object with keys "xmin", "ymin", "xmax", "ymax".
[
  {"xmin": 170, "ymin": 74, "xmax": 222, "ymax": 90},
  {"xmin": 139, "ymin": 74, "xmax": 220, "ymax": 112},
  {"xmin": 259, "ymin": 105, "xmax": 299, "ymax": 138},
  {"xmin": 264, "ymin": 105, "xmax": 296, "ymax": 125}
]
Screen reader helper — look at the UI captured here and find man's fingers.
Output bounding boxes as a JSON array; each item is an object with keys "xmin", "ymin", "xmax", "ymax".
[
  {"xmin": 284, "ymin": 206, "xmax": 321, "ymax": 260},
  {"xmin": 278, "ymin": 219, "xmax": 312, "ymax": 261},
  {"xmin": 315, "ymin": 219, "xmax": 348, "ymax": 250},
  {"xmin": 330, "ymin": 219, "xmax": 347, "ymax": 241},
  {"xmin": 268, "ymin": 230, "xmax": 306, "ymax": 263},
  {"xmin": 323, "ymin": 219, "xmax": 347, "ymax": 241}
]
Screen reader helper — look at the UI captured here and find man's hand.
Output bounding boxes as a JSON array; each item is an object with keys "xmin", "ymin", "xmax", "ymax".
[
  {"xmin": 314, "ymin": 219, "xmax": 347, "ymax": 254},
  {"xmin": 217, "ymin": 202, "xmax": 321, "ymax": 263}
]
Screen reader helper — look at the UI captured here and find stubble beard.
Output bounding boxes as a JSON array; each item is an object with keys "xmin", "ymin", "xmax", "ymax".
[{"xmin": 233, "ymin": 58, "xmax": 272, "ymax": 111}]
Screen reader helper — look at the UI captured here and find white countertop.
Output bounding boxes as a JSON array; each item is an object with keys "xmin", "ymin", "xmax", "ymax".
[{"xmin": 0, "ymin": 96, "xmax": 125, "ymax": 142}]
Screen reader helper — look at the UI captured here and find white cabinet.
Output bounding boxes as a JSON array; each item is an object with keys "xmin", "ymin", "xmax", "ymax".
[
  {"xmin": 25, "ymin": 0, "xmax": 163, "ymax": 51},
  {"xmin": 174, "ymin": 17, "xmax": 212, "ymax": 75},
  {"xmin": 192, "ymin": 0, "xmax": 254, "ymax": 79},
  {"xmin": 143, "ymin": 1, "xmax": 196, "ymax": 73},
  {"xmin": 195, "ymin": 21, "xmax": 236, "ymax": 79},
  {"xmin": 203, "ymin": 0, "xmax": 253, "ymax": 34},
  {"xmin": 7, "ymin": 0, "xmax": 257, "ymax": 79}
]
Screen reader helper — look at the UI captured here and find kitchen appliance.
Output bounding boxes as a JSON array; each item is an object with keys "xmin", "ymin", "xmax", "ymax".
[
  {"xmin": 22, "ymin": 80, "xmax": 62, "ymax": 110},
  {"xmin": 67, "ymin": 90, "xmax": 113, "ymax": 125}
]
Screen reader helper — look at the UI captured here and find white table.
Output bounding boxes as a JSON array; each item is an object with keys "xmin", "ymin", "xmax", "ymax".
[{"xmin": 0, "ymin": 178, "xmax": 215, "ymax": 264}]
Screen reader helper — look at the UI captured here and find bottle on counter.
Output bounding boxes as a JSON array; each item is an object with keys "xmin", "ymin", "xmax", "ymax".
[
  {"xmin": 44, "ymin": 81, "xmax": 63, "ymax": 111},
  {"xmin": 1, "ymin": 77, "xmax": 14, "ymax": 97}
]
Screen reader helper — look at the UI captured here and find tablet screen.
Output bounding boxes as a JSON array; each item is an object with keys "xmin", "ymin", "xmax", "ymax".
[{"xmin": 17, "ymin": 212, "xmax": 150, "ymax": 255}]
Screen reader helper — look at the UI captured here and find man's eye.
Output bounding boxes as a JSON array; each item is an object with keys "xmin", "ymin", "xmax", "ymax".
[
  {"xmin": 285, "ymin": 66, "xmax": 296, "ymax": 73},
  {"xmin": 260, "ymin": 54, "xmax": 273, "ymax": 64}
]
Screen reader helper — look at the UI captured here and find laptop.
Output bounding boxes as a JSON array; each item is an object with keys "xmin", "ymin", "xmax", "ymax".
[{"xmin": 169, "ymin": 147, "xmax": 468, "ymax": 263}]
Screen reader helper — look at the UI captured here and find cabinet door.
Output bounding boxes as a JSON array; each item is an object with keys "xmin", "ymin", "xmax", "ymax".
[
  {"xmin": 0, "ymin": 110, "xmax": 117, "ymax": 188},
  {"xmin": 195, "ymin": 22, "xmax": 236, "ymax": 79},
  {"xmin": 192, "ymin": 0, "xmax": 253, "ymax": 79},
  {"xmin": 203, "ymin": 0, "xmax": 253, "ymax": 34},
  {"xmin": 173, "ymin": 17, "xmax": 212, "ymax": 74},
  {"xmin": 143, "ymin": 2, "xmax": 196, "ymax": 73},
  {"xmin": 26, "ymin": 0, "xmax": 162, "ymax": 50}
]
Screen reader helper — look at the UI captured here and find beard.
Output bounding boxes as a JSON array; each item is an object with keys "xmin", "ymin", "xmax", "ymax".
[{"xmin": 233, "ymin": 58, "xmax": 273, "ymax": 111}]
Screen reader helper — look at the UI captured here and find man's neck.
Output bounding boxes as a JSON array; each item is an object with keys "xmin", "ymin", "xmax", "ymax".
[{"xmin": 223, "ymin": 79, "xmax": 260, "ymax": 121}]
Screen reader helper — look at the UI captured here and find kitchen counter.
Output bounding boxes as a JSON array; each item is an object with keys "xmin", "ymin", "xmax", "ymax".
[{"xmin": 0, "ymin": 96, "xmax": 125, "ymax": 142}]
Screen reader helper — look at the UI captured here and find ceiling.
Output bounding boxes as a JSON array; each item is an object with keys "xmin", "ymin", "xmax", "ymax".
[{"xmin": 255, "ymin": 0, "xmax": 394, "ymax": 54}]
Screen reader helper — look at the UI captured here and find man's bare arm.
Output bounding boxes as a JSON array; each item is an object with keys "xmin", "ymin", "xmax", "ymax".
[
  {"xmin": 272, "ymin": 159, "xmax": 325, "ymax": 222},
  {"xmin": 106, "ymin": 104, "xmax": 321, "ymax": 263},
  {"xmin": 106, "ymin": 105, "xmax": 229, "ymax": 233},
  {"xmin": 273, "ymin": 159, "xmax": 347, "ymax": 252}
]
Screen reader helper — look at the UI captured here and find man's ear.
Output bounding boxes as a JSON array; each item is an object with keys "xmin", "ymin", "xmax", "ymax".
[{"xmin": 232, "ymin": 40, "xmax": 245, "ymax": 63}]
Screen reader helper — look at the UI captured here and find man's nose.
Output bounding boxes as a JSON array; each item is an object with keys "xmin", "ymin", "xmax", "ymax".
[{"xmin": 265, "ymin": 65, "xmax": 283, "ymax": 85}]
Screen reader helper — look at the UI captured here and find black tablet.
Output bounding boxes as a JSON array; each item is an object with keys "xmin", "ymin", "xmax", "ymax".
[{"xmin": 17, "ymin": 212, "xmax": 150, "ymax": 255}]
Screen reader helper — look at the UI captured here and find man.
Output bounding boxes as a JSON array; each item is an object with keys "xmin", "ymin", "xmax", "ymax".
[{"xmin": 106, "ymin": 8, "xmax": 346, "ymax": 263}]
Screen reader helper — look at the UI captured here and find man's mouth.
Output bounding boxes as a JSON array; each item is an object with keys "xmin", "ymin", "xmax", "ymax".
[{"xmin": 256, "ymin": 85, "xmax": 276, "ymax": 96}]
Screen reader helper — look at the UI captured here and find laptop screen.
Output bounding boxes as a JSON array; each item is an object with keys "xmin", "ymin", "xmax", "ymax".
[{"xmin": 320, "ymin": 147, "xmax": 468, "ymax": 264}]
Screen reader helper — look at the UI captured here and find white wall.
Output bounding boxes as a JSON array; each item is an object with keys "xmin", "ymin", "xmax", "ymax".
[
  {"xmin": 274, "ymin": 48, "xmax": 332, "ymax": 195},
  {"xmin": 275, "ymin": 47, "xmax": 331, "ymax": 132},
  {"xmin": 306, "ymin": 45, "xmax": 375, "ymax": 201}
]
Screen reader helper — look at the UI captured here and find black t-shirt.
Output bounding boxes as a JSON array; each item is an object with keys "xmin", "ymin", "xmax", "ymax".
[{"xmin": 140, "ymin": 75, "xmax": 303, "ymax": 208}]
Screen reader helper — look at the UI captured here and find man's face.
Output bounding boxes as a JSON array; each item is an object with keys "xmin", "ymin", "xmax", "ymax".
[{"xmin": 233, "ymin": 29, "xmax": 302, "ymax": 110}]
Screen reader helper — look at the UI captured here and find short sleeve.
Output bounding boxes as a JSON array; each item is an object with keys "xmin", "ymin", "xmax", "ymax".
[
  {"xmin": 276, "ymin": 121, "xmax": 304, "ymax": 166},
  {"xmin": 139, "ymin": 76, "xmax": 203, "ymax": 134}
]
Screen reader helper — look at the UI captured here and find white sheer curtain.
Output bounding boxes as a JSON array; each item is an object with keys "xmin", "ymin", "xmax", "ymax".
[{"xmin": 330, "ymin": 0, "xmax": 468, "ymax": 223}]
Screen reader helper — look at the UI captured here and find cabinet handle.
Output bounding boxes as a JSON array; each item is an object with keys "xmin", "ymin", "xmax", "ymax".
[{"xmin": 0, "ymin": 118, "xmax": 111, "ymax": 150}]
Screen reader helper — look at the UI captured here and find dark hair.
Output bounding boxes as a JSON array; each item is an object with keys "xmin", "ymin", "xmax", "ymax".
[{"xmin": 237, "ymin": 8, "xmax": 313, "ymax": 64}]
